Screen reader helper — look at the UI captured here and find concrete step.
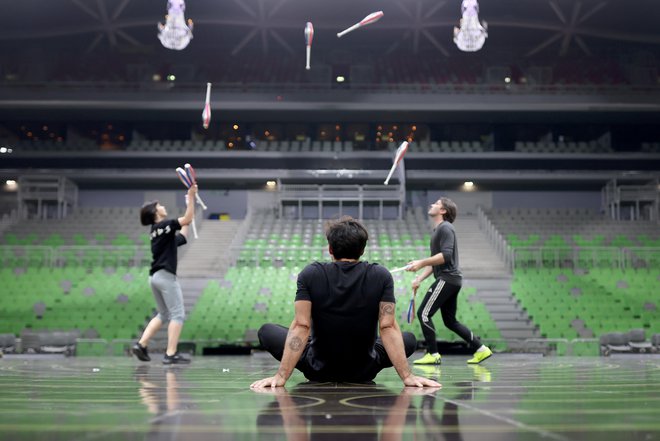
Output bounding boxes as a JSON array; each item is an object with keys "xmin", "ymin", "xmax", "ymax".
[
  {"xmin": 484, "ymin": 304, "xmax": 523, "ymax": 313},
  {"xmin": 473, "ymin": 300, "xmax": 520, "ymax": 310},
  {"xmin": 454, "ymin": 216, "xmax": 510, "ymax": 278},
  {"xmin": 466, "ymin": 279, "xmax": 512, "ymax": 289},
  {"xmin": 178, "ymin": 277, "xmax": 218, "ymax": 315},
  {"xmin": 462, "ymin": 270, "xmax": 509, "ymax": 279},
  {"xmin": 496, "ymin": 320, "xmax": 535, "ymax": 330},
  {"xmin": 478, "ymin": 300, "xmax": 519, "ymax": 308},
  {"xmin": 470, "ymin": 288, "xmax": 508, "ymax": 294},
  {"xmin": 178, "ymin": 220, "xmax": 242, "ymax": 278},
  {"xmin": 474, "ymin": 290, "xmax": 514, "ymax": 297},
  {"xmin": 490, "ymin": 312, "xmax": 527, "ymax": 321},
  {"xmin": 500, "ymin": 329, "xmax": 541, "ymax": 339},
  {"xmin": 505, "ymin": 338, "xmax": 546, "ymax": 350},
  {"xmin": 466, "ymin": 275, "xmax": 540, "ymax": 341}
]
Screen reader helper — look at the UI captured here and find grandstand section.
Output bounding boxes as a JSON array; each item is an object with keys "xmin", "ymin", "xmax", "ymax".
[
  {"xmin": 0, "ymin": 202, "xmax": 521, "ymax": 354},
  {"xmin": 1, "ymin": 191, "xmax": 658, "ymax": 357},
  {"xmin": 0, "ymin": 266, "xmax": 152, "ymax": 342},
  {"xmin": 4, "ymin": 126, "xmax": 657, "ymax": 155},
  {"xmin": 512, "ymin": 268, "xmax": 660, "ymax": 340},
  {"xmin": 480, "ymin": 207, "xmax": 660, "ymax": 268},
  {"xmin": 479, "ymin": 205, "xmax": 660, "ymax": 354},
  {"xmin": 2, "ymin": 207, "xmax": 148, "ymax": 246}
]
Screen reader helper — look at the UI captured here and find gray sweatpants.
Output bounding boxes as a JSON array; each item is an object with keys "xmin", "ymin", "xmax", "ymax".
[{"xmin": 149, "ymin": 269, "xmax": 185, "ymax": 324}]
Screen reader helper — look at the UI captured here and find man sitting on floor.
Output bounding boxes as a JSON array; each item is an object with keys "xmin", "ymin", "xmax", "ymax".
[{"xmin": 250, "ymin": 216, "xmax": 439, "ymax": 389}]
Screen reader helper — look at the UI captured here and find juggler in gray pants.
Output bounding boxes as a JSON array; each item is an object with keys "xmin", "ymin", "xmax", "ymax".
[{"xmin": 150, "ymin": 269, "xmax": 185, "ymax": 324}]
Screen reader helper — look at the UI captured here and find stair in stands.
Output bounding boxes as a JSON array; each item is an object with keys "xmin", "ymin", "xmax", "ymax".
[
  {"xmin": 467, "ymin": 278, "xmax": 541, "ymax": 349},
  {"xmin": 177, "ymin": 219, "xmax": 242, "ymax": 278},
  {"xmin": 454, "ymin": 215, "xmax": 510, "ymax": 279}
]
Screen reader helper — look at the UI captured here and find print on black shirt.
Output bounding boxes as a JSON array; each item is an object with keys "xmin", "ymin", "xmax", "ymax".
[{"xmin": 149, "ymin": 219, "xmax": 187, "ymax": 276}]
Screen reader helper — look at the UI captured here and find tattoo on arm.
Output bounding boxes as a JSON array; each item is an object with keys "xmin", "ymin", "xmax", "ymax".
[
  {"xmin": 287, "ymin": 336, "xmax": 304, "ymax": 352},
  {"xmin": 379, "ymin": 302, "xmax": 395, "ymax": 319}
]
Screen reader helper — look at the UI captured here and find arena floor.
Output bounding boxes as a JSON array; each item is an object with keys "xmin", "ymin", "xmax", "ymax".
[{"xmin": 1, "ymin": 353, "xmax": 659, "ymax": 441}]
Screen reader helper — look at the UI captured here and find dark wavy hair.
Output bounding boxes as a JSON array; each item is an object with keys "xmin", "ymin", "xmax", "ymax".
[
  {"xmin": 140, "ymin": 201, "xmax": 159, "ymax": 226},
  {"xmin": 324, "ymin": 216, "xmax": 369, "ymax": 260},
  {"xmin": 440, "ymin": 197, "xmax": 457, "ymax": 223}
]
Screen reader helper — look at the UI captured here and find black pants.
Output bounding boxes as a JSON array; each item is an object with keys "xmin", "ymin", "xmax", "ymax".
[
  {"xmin": 257, "ymin": 323, "xmax": 417, "ymax": 382},
  {"xmin": 417, "ymin": 278, "xmax": 482, "ymax": 354}
]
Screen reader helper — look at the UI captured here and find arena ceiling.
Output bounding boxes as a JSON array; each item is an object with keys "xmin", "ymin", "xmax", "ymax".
[
  {"xmin": 1, "ymin": 1, "xmax": 658, "ymax": 192},
  {"xmin": 1, "ymin": 0, "xmax": 658, "ymax": 59}
]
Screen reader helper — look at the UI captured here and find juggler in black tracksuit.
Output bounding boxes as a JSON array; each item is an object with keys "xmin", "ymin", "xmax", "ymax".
[{"xmin": 417, "ymin": 221, "xmax": 482, "ymax": 354}]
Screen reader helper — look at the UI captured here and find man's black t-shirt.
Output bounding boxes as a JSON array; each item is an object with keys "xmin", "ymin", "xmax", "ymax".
[
  {"xmin": 149, "ymin": 219, "xmax": 187, "ymax": 276},
  {"xmin": 294, "ymin": 261, "xmax": 395, "ymax": 381}
]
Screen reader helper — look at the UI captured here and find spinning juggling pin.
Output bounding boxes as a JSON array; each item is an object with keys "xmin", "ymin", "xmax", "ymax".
[
  {"xmin": 176, "ymin": 167, "xmax": 198, "ymax": 239},
  {"xmin": 337, "ymin": 11, "xmax": 384, "ymax": 38},
  {"xmin": 202, "ymin": 82, "xmax": 212, "ymax": 129},
  {"xmin": 184, "ymin": 163, "xmax": 207, "ymax": 210},
  {"xmin": 389, "ymin": 264, "xmax": 412, "ymax": 273},
  {"xmin": 176, "ymin": 166, "xmax": 192, "ymax": 189},
  {"xmin": 304, "ymin": 22, "xmax": 314, "ymax": 70},
  {"xmin": 407, "ymin": 289, "xmax": 417, "ymax": 324},
  {"xmin": 384, "ymin": 141, "xmax": 409, "ymax": 185}
]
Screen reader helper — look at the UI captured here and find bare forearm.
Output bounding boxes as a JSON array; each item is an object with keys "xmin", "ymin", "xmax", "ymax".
[
  {"xmin": 381, "ymin": 325, "xmax": 412, "ymax": 382},
  {"xmin": 422, "ymin": 252, "xmax": 445, "ymax": 268},
  {"xmin": 180, "ymin": 200, "xmax": 195, "ymax": 226},
  {"xmin": 416, "ymin": 266, "xmax": 434, "ymax": 282},
  {"xmin": 277, "ymin": 322, "xmax": 310, "ymax": 382},
  {"xmin": 178, "ymin": 186, "xmax": 197, "ymax": 226}
]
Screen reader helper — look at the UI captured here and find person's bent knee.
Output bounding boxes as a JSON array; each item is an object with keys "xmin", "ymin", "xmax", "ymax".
[
  {"xmin": 402, "ymin": 332, "xmax": 417, "ymax": 357},
  {"xmin": 156, "ymin": 313, "xmax": 170, "ymax": 323},
  {"xmin": 257, "ymin": 323, "xmax": 277, "ymax": 346},
  {"xmin": 168, "ymin": 306, "xmax": 185, "ymax": 324},
  {"xmin": 169, "ymin": 309, "xmax": 185, "ymax": 324},
  {"xmin": 257, "ymin": 324, "xmax": 267, "ymax": 345}
]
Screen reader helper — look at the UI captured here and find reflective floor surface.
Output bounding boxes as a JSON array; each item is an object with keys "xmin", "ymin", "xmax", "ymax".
[{"xmin": 0, "ymin": 353, "xmax": 659, "ymax": 441}]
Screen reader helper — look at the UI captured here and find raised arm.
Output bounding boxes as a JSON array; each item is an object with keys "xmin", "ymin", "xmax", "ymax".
[
  {"xmin": 177, "ymin": 185, "xmax": 197, "ymax": 227},
  {"xmin": 379, "ymin": 302, "xmax": 441, "ymax": 388},
  {"xmin": 250, "ymin": 300, "xmax": 312, "ymax": 389},
  {"xmin": 178, "ymin": 191, "xmax": 193, "ymax": 239}
]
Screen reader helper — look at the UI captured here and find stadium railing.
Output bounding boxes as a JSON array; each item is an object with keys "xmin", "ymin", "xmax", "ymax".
[{"xmin": 0, "ymin": 245, "xmax": 150, "ymax": 267}]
